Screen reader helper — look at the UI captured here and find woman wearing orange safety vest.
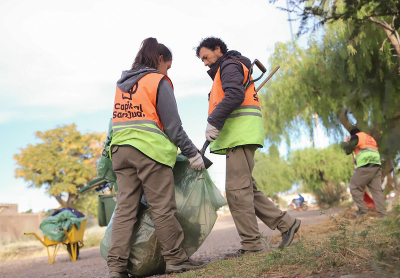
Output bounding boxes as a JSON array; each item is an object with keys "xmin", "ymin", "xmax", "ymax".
[{"xmin": 107, "ymin": 38, "xmax": 204, "ymax": 278}]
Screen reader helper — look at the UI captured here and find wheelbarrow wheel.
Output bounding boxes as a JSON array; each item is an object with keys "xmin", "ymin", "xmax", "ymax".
[{"xmin": 66, "ymin": 243, "xmax": 79, "ymax": 260}]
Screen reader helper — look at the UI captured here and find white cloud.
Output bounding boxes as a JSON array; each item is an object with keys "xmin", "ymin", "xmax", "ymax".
[
  {"xmin": 0, "ymin": 179, "xmax": 60, "ymax": 213},
  {"xmin": 0, "ymin": 0, "xmax": 294, "ymax": 124},
  {"xmin": 0, "ymin": 0, "xmax": 298, "ymax": 212}
]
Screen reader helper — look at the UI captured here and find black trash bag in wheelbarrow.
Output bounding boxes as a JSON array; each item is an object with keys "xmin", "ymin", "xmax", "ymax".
[{"xmin": 100, "ymin": 154, "xmax": 227, "ymax": 277}]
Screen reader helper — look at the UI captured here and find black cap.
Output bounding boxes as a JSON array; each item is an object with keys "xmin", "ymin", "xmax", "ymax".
[{"xmin": 350, "ymin": 128, "xmax": 360, "ymax": 136}]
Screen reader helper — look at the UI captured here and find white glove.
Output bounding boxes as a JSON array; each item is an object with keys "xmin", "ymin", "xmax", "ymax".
[
  {"xmin": 205, "ymin": 123, "xmax": 220, "ymax": 142},
  {"xmin": 188, "ymin": 152, "xmax": 205, "ymax": 171}
]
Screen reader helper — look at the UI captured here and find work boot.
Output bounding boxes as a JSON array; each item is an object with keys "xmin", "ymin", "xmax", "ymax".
[
  {"xmin": 165, "ymin": 258, "xmax": 205, "ymax": 274},
  {"xmin": 278, "ymin": 218, "xmax": 301, "ymax": 249},
  {"xmin": 108, "ymin": 271, "xmax": 129, "ymax": 278},
  {"xmin": 225, "ymin": 248, "xmax": 264, "ymax": 258}
]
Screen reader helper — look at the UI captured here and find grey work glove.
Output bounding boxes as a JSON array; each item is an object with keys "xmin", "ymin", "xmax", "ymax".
[
  {"xmin": 188, "ymin": 152, "xmax": 205, "ymax": 171},
  {"xmin": 205, "ymin": 123, "xmax": 220, "ymax": 142}
]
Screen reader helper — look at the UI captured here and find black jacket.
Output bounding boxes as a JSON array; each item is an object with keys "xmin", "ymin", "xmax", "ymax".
[
  {"xmin": 343, "ymin": 135, "xmax": 359, "ymax": 155},
  {"xmin": 207, "ymin": 50, "xmax": 252, "ymax": 130}
]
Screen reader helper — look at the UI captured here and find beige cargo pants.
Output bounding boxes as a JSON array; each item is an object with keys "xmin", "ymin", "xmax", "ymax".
[
  {"xmin": 350, "ymin": 166, "xmax": 387, "ymax": 217},
  {"xmin": 107, "ymin": 145, "xmax": 188, "ymax": 272},
  {"xmin": 226, "ymin": 145, "xmax": 295, "ymax": 251}
]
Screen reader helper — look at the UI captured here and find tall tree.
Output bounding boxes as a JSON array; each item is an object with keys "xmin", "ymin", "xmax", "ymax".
[
  {"xmin": 289, "ymin": 145, "xmax": 354, "ymax": 205},
  {"xmin": 260, "ymin": 17, "xmax": 400, "ymax": 182},
  {"xmin": 253, "ymin": 146, "xmax": 294, "ymax": 196},
  {"xmin": 14, "ymin": 124, "xmax": 106, "ymax": 208},
  {"xmin": 271, "ymin": 0, "xmax": 400, "ymax": 72}
]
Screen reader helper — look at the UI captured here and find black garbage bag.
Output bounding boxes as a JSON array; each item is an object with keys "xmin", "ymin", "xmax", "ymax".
[{"xmin": 100, "ymin": 154, "xmax": 227, "ymax": 277}]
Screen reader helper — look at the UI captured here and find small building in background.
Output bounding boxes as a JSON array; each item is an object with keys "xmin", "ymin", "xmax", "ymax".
[{"xmin": 0, "ymin": 204, "xmax": 45, "ymax": 243}]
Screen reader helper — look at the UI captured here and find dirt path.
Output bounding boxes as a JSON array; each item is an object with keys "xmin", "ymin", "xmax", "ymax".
[{"xmin": 0, "ymin": 208, "xmax": 342, "ymax": 278}]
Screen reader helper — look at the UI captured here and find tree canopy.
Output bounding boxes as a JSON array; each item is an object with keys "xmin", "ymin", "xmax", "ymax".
[
  {"xmin": 271, "ymin": 0, "xmax": 400, "ymax": 72},
  {"xmin": 254, "ymin": 145, "xmax": 353, "ymax": 205},
  {"xmin": 289, "ymin": 144, "xmax": 353, "ymax": 190},
  {"xmin": 260, "ymin": 15, "xmax": 400, "ymax": 177},
  {"xmin": 14, "ymin": 124, "xmax": 106, "ymax": 209},
  {"xmin": 253, "ymin": 146, "xmax": 294, "ymax": 196},
  {"xmin": 273, "ymin": 0, "xmax": 399, "ymax": 34}
]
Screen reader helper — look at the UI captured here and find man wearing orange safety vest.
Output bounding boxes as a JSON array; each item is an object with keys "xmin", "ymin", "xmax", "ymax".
[
  {"xmin": 343, "ymin": 128, "xmax": 387, "ymax": 218},
  {"xmin": 195, "ymin": 37, "xmax": 301, "ymax": 255}
]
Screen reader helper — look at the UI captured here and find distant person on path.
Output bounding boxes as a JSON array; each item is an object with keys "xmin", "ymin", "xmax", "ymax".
[
  {"xmin": 343, "ymin": 128, "xmax": 387, "ymax": 218},
  {"xmin": 107, "ymin": 37, "xmax": 205, "ymax": 278},
  {"xmin": 295, "ymin": 194, "xmax": 304, "ymax": 208},
  {"xmin": 195, "ymin": 37, "xmax": 301, "ymax": 255}
]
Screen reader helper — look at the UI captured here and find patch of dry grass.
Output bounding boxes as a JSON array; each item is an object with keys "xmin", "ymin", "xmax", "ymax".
[
  {"xmin": 174, "ymin": 209, "xmax": 400, "ymax": 278},
  {"xmin": 0, "ymin": 239, "xmax": 66, "ymax": 262}
]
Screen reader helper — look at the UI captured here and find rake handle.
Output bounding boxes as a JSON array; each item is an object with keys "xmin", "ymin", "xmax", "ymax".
[{"xmin": 255, "ymin": 65, "xmax": 280, "ymax": 92}]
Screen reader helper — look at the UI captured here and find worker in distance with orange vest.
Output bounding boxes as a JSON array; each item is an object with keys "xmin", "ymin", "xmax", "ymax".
[
  {"xmin": 107, "ymin": 38, "xmax": 205, "ymax": 278},
  {"xmin": 195, "ymin": 37, "xmax": 301, "ymax": 255},
  {"xmin": 343, "ymin": 128, "xmax": 387, "ymax": 218}
]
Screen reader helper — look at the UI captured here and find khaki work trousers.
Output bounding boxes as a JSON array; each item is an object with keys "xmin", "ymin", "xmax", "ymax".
[
  {"xmin": 107, "ymin": 146, "xmax": 188, "ymax": 272},
  {"xmin": 350, "ymin": 166, "xmax": 387, "ymax": 217},
  {"xmin": 226, "ymin": 145, "xmax": 295, "ymax": 251}
]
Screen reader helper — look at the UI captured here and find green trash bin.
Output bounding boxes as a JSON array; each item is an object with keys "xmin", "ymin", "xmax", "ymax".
[
  {"xmin": 80, "ymin": 178, "xmax": 117, "ymax": 227},
  {"xmin": 98, "ymin": 194, "xmax": 117, "ymax": 227}
]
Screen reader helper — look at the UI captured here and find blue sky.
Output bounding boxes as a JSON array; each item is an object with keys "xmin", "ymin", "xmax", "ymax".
[{"xmin": 0, "ymin": 0, "xmax": 326, "ymax": 212}]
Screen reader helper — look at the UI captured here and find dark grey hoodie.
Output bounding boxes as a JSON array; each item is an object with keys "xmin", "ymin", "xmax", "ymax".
[
  {"xmin": 206, "ymin": 50, "xmax": 252, "ymax": 131},
  {"xmin": 116, "ymin": 65, "xmax": 198, "ymax": 158}
]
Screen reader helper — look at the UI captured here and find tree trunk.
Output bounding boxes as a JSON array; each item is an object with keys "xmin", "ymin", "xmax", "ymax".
[
  {"xmin": 54, "ymin": 195, "xmax": 67, "ymax": 208},
  {"xmin": 337, "ymin": 109, "xmax": 355, "ymax": 132},
  {"xmin": 67, "ymin": 193, "xmax": 78, "ymax": 208},
  {"xmin": 387, "ymin": 176, "xmax": 400, "ymax": 212},
  {"xmin": 386, "ymin": 157, "xmax": 400, "ymax": 212}
]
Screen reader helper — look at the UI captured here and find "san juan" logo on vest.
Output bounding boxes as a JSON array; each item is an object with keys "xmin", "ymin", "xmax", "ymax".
[{"xmin": 113, "ymin": 103, "xmax": 145, "ymax": 119}]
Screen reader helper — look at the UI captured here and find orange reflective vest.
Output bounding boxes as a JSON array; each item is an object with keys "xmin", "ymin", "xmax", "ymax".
[
  {"xmin": 110, "ymin": 73, "xmax": 178, "ymax": 167},
  {"xmin": 208, "ymin": 59, "xmax": 264, "ymax": 154},
  {"xmin": 354, "ymin": 132, "xmax": 380, "ymax": 167}
]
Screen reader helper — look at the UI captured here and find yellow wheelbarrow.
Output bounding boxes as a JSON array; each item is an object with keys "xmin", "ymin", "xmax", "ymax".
[{"xmin": 24, "ymin": 219, "xmax": 86, "ymax": 264}]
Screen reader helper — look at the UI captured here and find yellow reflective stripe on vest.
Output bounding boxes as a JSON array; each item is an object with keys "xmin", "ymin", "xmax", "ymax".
[{"xmin": 113, "ymin": 125, "xmax": 168, "ymax": 139}]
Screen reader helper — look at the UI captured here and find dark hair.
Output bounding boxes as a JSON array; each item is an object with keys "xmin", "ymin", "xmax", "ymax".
[
  {"xmin": 350, "ymin": 128, "xmax": 360, "ymax": 136},
  {"xmin": 195, "ymin": 37, "xmax": 228, "ymax": 58},
  {"xmin": 132, "ymin": 37, "xmax": 172, "ymax": 69}
]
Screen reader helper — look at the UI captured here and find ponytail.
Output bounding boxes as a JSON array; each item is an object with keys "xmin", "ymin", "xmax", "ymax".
[{"xmin": 132, "ymin": 37, "xmax": 172, "ymax": 69}]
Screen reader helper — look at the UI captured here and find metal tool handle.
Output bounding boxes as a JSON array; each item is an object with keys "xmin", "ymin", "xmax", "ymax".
[
  {"xmin": 255, "ymin": 59, "xmax": 267, "ymax": 73},
  {"xmin": 199, "ymin": 140, "xmax": 213, "ymax": 169},
  {"xmin": 201, "ymin": 140, "xmax": 210, "ymax": 157},
  {"xmin": 255, "ymin": 65, "xmax": 280, "ymax": 92}
]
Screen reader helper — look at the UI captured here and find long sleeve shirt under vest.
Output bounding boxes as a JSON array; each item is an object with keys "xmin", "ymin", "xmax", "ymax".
[
  {"xmin": 156, "ymin": 78, "xmax": 198, "ymax": 158},
  {"xmin": 207, "ymin": 51, "xmax": 252, "ymax": 131},
  {"xmin": 343, "ymin": 135, "xmax": 359, "ymax": 155}
]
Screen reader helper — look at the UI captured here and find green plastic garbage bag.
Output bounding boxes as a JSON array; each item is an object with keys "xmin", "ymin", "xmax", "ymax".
[
  {"xmin": 100, "ymin": 154, "xmax": 227, "ymax": 277},
  {"xmin": 40, "ymin": 210, "xmax": 86, "ymax": 242},
  {"xmin": 97, "ymin": 118, "xmax": 117, "ymax": 182}
]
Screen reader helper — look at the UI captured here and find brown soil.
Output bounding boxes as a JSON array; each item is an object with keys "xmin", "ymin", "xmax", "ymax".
[{"xmin": 0, "ymin": 208, "xmax": 342, "ymax": 278}]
